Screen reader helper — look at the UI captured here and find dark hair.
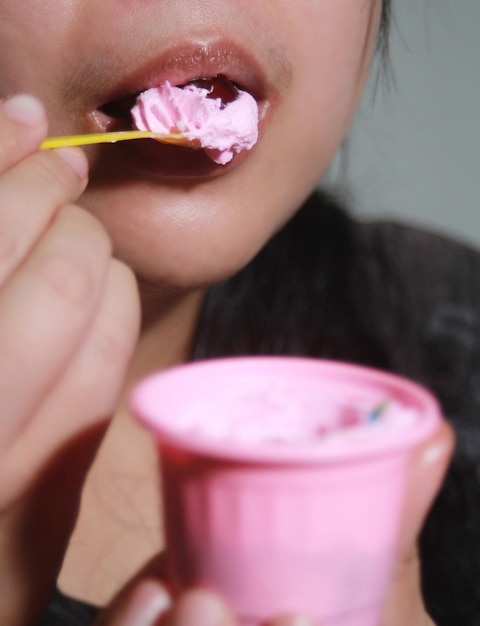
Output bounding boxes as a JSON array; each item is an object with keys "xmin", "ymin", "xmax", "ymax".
[{"xmin": 378, "ymin": 0, "xmax": 392, "ymax": 58}]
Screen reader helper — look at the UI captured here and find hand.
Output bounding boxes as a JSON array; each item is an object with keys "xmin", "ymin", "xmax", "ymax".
[
  {"xmin": 95, "ymin": 421, "xmax": 454, "ymax": 626},
  {"xmin": 95, "ymin": 581, "xmax": 313, "ymax": 626},
  {"xmin": 0, "ymin": 95, "xmax": 140, "ymax": 626},
  {"xmin": 380, "ymin": 419, "xmax": 454, "ymax": 625}
]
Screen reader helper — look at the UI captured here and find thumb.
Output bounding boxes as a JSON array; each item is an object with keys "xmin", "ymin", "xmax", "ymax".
[
  {"xmin": 93, "ymin": 579, "xmax": 172, "ymax": 626},
  {"xmin": 268, "ymin": 614, "xmax": 316, "ymax": 626},
  {"xmin": 94, "ymin": 583, "xmax": 236, "ymax": 626},
  {"xmin": 398, "ymin": 418, "xmax": 454, "ymax": 556},
  {"xmin": 382, "ymin": 418, "xmax": 454, "ymax": 625}
]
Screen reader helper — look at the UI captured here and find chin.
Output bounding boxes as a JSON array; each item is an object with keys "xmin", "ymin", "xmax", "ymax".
[
  {"xmin": 80, "ymin": 177, "xmax": 281, "ymax": 293},
  {"xmin": 78, "ymin": 100, "xmax": 333, "ymax": 294}
]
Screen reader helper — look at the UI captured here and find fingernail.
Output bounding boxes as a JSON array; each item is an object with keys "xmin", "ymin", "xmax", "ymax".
[
  {"xmin": 270, "ymin": 614, "xmax": 317, "ymax": 626},
  {"xmin": 120, "ymin": 582, "xmax": 172, "ymax": 626},
  {"xmin": 3, "ymin": 94, "xmax": 45, "ymax": 127},
  {"xmin": 288, "ymin": 616, "xmax": 316, "ymax": 626},
  {"xmin": 56, "ymin": 147, "xmax": 89, "ymax": 178},
  {"xmin": 175, "ymin": 590, "xmax": 230, "ymax": 626},
  {"xmin": 422, "ymin": 442, "xmax": 449, "ymax": 465}
]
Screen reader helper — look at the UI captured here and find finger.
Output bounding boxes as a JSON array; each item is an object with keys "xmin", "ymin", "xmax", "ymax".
[
  {"xmin": 0, "ymin": 147, "xmax": 88, "ymax": 285},
  {"xmin": 0, "ymin": 94, "xmax": 47, "ymax": 171},
  {"xmin": 159, "ymin": 589, "xmax": 236, "ymax": 626},
  {"xmin": 0, "ymin": 204, "xmax": 111, "ymax": 448},
  {"xmin": 3, "ymin": 259, "xmax": 140, "ymax": 496},
  {"xmin": 119, "ymin": 552, "xmax": 170, "ymax": 593},
  {"xmin": 268, "ymin": 614, "xmax": 317, "ymax": 626},
  {"xmin": 0, "ymin": 262, "xmax": 139, "ymax": 626},
  {"xmin": 381, "ymin": 420, "xmax": 454, "ymax": 625},
  {"xmin": 398, "ymin": 419, "xmax": 455, "ymax": 556},
  {"xmin": 94, "ymin": 579, "xmax": 172, "ymax": 626}
]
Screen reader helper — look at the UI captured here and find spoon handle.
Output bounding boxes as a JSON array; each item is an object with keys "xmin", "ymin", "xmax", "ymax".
[{"xmin": 40, "ymin": 130, "xmax": 188, "ymax": 150}]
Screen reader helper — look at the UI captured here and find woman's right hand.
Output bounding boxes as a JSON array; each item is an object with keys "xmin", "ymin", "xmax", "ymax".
[{"xmin": 0, "ymin": 95, "xmax": 140, "ymax": 626}]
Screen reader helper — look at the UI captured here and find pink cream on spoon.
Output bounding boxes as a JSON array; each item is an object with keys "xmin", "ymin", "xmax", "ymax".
[{"xmin": 131, "ymin": 76, "xmax": 259, "ymax": 165}]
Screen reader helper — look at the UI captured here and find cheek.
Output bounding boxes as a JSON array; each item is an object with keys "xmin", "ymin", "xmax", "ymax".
[
  {"xmin": 275, "ymin": 1, "xmax": 380, "ymax": 162},
  {"xmin": 249, "ymin": 3, "xmax": 379, "ymax": 221},
  {"xmin": 266, "ymin": 0, "xmax": 381, "ymax": 184},
  {"xmin": 0, "ymin": 0, "xmax": 79, "ymax": 32},
  {"xmin": 0, "ymin": 1, "xmax": 79, "ymax": 97}
]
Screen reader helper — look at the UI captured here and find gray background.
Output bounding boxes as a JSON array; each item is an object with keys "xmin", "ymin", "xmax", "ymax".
[{"xmin": 322, "ymin": 0, "xmax": 480, "ymax": 248}]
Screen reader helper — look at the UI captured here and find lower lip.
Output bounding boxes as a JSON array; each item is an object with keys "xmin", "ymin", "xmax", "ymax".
[{"xmin": 102, "ymin": 137, "xmax": 253, "ymax": 180}]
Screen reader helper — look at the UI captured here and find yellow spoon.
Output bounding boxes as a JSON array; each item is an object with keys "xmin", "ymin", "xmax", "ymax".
[{"xmin": 40, "ymin": 130, "xmax": 190, "ymax": 150}]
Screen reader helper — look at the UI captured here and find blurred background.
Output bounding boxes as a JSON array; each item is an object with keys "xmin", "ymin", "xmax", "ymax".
[{"xmin": 322, "ymin": 0, "xmax": 480, "ymax": 248}]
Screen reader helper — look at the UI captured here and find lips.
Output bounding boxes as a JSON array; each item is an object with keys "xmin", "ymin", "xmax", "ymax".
[
  {"xmin": 100, "ymin": 75, "xmax": 238, "ymax": 122},
  {"xmin": 90, "ymin": 39, "xmax": 271, "ymax": 130},
  {"xmin": 97, "ymin": 74, "xmax": 245, "ymax": 134},
  {"xmin": 82, "ymin": 38, "xmax": 277, "ymax": 179}
]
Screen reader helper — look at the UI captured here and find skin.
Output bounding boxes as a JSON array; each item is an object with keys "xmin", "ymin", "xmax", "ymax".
[{"xmin": 0, "ymin": 1, "xmax": 455, "ymax": 625}]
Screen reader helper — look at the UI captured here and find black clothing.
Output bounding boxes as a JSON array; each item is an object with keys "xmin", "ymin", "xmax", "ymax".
[
  {"xmin": 39, "ymin": 589, "xmax": 99, "ymax": 626},
  {"xmin": 40, "ymin": 193, "xmax": 480, "ymax": 625}
]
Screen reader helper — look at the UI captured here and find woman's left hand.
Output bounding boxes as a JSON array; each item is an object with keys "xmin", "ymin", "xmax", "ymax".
[
  {"xmin": 380, "ymin": 418, "xmax": 454, "ymax": 626},
  {"xmin": 95, "ymin": 420, "xmax": 454, "ymax": 626}
]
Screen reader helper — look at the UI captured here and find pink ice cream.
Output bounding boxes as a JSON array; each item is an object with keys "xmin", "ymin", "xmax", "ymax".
[
  {"xmin": 133, "ymin": 358, "xmax": 422, "ymax": 456},
  {"xmin": 131, "ymin": 81, "xmax": 259, "ymax": 165},
  {"xmin": 157, "ymin": 384, "xmax": 417, "ymax": 449},
  {"xmin": 131, "ymin": 358, "xmax": 439, "ymax": 626}
]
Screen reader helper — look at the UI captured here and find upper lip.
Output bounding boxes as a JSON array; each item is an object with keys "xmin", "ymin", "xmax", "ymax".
[{"xmin": 93, "ymin": 37, "xmax": 273, "ymax": 115}]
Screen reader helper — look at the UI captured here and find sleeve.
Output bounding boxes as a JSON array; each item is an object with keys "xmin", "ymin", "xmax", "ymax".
[{"xmin": 38, "ymin": 589, "xmax": 100, "ymax": 626}]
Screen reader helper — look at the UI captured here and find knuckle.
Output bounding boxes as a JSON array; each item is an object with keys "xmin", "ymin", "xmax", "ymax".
[
  {"xmin": 0, "ymin": 143, "xmax": 9, "ymax": 173},
  {"xmin": 0, "ymin": 228, "xmax": 20, "ymax": 267},
  {"xmin": 0, "ymin": 213, "xmax": 31, "ymax": 274},
  {"xmin": 33, "ymin": 248, "xmax": 96, "ymax": 309},
  {"xmin": 0, "ymin": 132, "xmax": 20, "ymax": 173},
  {"xmin": 59, "ymin": 204, "xmax": 112, "ymax": 258},
  {"xmin": 31, "ymin": 206, "xmax": 112, "ymax": 310},
  {"xmin": 95, "ymin": 262, "xmax": 139, "ymax": 364},
  {"xmin": 27, "ymin": 151, "xmax": 78, "ymax": 200},
  {"xmin": 94, "ymin": 321, "xmax": 133, "ymax": 367},
  {"xmin": 111, "ymin": 258, "xmax": 138, "ymax": 295}
]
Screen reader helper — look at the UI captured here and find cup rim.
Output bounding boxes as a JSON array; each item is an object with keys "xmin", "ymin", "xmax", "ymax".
[{"xmin": 130, "ymin": 357, "xmax": 441, "ymax": 465}]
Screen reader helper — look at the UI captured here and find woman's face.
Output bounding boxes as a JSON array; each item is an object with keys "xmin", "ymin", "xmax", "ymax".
[{"xmin": 0, "ymin": 1, "xmax": 381, "ymax": 289}]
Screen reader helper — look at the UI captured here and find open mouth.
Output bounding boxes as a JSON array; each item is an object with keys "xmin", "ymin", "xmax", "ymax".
[
  {"xmin": 84, "ymin": 39, "xmax": 274, "ymax": 177},
  {"xmin": 97, "ymin": 74, "xmax": 245, "ymax": 133},
  {"xmin": 95, "ymin": 72, "xmax": 259, "ymax": 167}
]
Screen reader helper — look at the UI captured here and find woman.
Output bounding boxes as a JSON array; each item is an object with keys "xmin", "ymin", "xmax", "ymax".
[{"xmin": 1, "ymin": 1, "xmax": 477, "ymax": 624}]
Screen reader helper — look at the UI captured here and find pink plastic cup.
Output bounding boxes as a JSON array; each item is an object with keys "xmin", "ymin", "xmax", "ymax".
[{"xmin": 130, "ymin": 357, "xmax": 441, "ymax": 626}]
